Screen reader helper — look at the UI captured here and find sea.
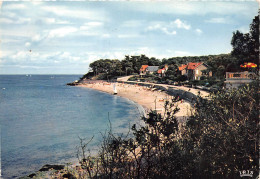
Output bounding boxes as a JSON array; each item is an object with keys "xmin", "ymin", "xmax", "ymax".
[{"xmin": 0, "ymin": 75, "xmax": 144, "ymax": 178}]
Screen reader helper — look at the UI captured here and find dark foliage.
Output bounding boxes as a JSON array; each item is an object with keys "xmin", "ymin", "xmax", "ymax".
[
  {"xmin": 77, "ymin": 80, "xmax": 259, "ymax": 178},
  {"xmin": 231, "ymin": 14, "xmax": 259, "ymax": 65},
  {"xmin": 184, "ymin": 80, "xmax": 259, "ymax": 178}
]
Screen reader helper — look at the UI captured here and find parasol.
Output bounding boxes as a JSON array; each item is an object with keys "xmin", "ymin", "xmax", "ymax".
[{"xmin": 240, "ymin": 62, "xmax": 257, "ymax": 68}]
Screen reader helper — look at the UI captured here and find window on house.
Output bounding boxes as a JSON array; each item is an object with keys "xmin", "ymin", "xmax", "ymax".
[
  {"xmin": 196, "ymin": 70, "xmax": 199, "ymax": 75},
  {"xmin": 233, "ymin": 74, "xmax": 241, "ymax": 78}
]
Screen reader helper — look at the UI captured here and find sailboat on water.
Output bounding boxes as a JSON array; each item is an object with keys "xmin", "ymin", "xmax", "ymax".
[{"xmin": 113, "ymin": 83, "xmax": 117, "ymax": 95}]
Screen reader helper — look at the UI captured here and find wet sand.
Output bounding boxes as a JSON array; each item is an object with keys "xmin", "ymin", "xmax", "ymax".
[{"xmin": 78, "ymin": 82, "xmax": 193, "ymax": 119}]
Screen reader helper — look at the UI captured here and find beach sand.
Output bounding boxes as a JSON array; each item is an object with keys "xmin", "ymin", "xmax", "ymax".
[{"xmin": 78, "ymin": 82, "xmax": 193, "ymax": 121}]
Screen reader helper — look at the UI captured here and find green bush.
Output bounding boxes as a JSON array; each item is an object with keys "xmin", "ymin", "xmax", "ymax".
[
  {"xmin": 176, "ymin": 75, "xmax": 188, "ymax": 82},
  {"xmin": 200, "ymin": 75, "xmax": 207, "ymax": 81},
  {"xmin": 185, "ymin": 81, "xmax": 259, "ymax": 178},
  {"xmin": 76, "ymin": 81, "xmax": 259, "ymax": 178},
  {"xmin": 97, "ymin": 73, "xmax": 108, "ymax": 80},
  {"xmin": 128, "ymin": 76, "xmax": 138, "ymax": 81}
]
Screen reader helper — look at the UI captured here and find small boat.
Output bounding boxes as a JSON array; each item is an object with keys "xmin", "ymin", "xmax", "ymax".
[{"xmin": 113, "ymin": 84, "xmax": 117, "ymax": 95}]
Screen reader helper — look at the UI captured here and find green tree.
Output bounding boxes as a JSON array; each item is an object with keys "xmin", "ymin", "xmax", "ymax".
[
  {"xmin": 165, "ymin": 64, "xmax": 179, "ymax": 80},
  {"xmin": 231, "ymin": 14, "xmax": 259, "ymax": 64},
  {"xmin": 185, "ymin": 81, "xmax": 259, "ymax": 178}
]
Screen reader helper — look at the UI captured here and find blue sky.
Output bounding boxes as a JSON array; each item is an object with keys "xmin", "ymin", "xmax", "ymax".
[{"xmin": 0, "ymin": 1, "xmax": 258, "ymax": 74}]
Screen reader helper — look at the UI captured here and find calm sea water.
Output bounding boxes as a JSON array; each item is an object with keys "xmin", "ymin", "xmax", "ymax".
[{"xmin": 0, "ymin": 75, "xmax": 143, "ymax": 178}]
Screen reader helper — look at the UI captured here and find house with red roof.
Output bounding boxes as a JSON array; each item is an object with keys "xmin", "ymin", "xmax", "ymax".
[
  {"xmin": 179, "ymin": 62, "xmax": 212, "ymax": 80},
  {"xmin": 140, "ymin": 65, "xmax": 148, "ymax": 76},
  {"xmin": 157, "ymin": 65, "xmax": 168, "ymax": 77},
  {"xmin": 178, "ymin": 64, "xmax": 187, "ymax": 75},
  {"xmin": 140, "ymin": 65, "xmax": 159, "ymax": 76}
]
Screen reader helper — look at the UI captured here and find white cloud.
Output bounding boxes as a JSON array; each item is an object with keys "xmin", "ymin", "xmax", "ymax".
[
  {"xmin": 79, "ymin": 22, "xmax": 105, "ymax": 36},
  {"xmin": 41, "ymin": 6, "xmax": 107, "ymax": 21},
  {"xmin": 3, "ymin": 11, "xmax": 16, "ymax": 18},
  {"xmin": 25, "ymin": 42, "xmax": 31, "ymax": 47},
  {"xmin": 163, "ymin": 49, "xmax": 194, "ymax": 57},
  {"xmin": 0, "ymin": 50, "xmax": 12, "ymax": 60},
  {"xmin": 34, "ymin": 17, "xmax": 70, "ymax": 25},
  {"xmin": 146, "ymin": 19, "xmax": 191, "ymax": 35},
  {"xmin": 117, "ymin": 34, "xmax": 139, "ymax": 38},
  {"xmin": 0, "ymin": 17, "xmax": 13, "ymax": 24},
  {"xmin": 18, "ymin": 65, "xmax": 45, "ymax": 69},
  {"xmin": 238, "ymin": 26, "xmax": 249, "ymax": 33},
  {"xmin": 82, "ymin": 51, "xmax": 125, "ymax": 62},
  {"xmin": 48, "ymin": 18, "xmax": 70, "ymax": 24},
  {"xmin": 31, "ymin": 1, "xmax": 43, "ymax": 6},
  {"xmin": 147, "ymin": 24, "xmax": 177, "ymax": 35},
  {"xmin": 102, "ymin": 34, "xmax": 111, "ymax": 38},
  {"xmin": 43, "ymin": 18, "xmax": 56, "ymax": 24},
  {"xmin": 121, "ymin": 20, "xmax": 144, "ymax": 27},
  {"xmin": 0, "ymin": 16, "xmax": 31, "ymax": 24},
  {"xmin": 48, "ymin": 27, "xmax": 78, "ymax": 38},
  {"xmin": 80, "ymin": 31, "xmax": 100, "ymax": 36},
  {"xmin": 205, "ymin": 18, "xmax": 230, "ymax": 24},
  {"xmin": 195, "ymin": 29, "xmax": 203, "ymax": 35},
  {"xmin": 4, "ymin": 4, "xmax": 26, "ymax": 10},
  {"xmin": 8, "ymin": 50, "xmax": 82, "ymax": 65},
  {"xmin": 172, "ymin": 19, "xmax": 191, "ymax": 30},
  {"xmin": 85, "ymin": 22, "xmax": 103, "ymax": 27},
  {"xmin": 29, "ymin": 26, "xmax": 79, "ymax": 43},
  {"xmin": 17, "ymin": 17, "xmax": 31, "ymax": 24},
  {"xmin": 174, "ymin": 50, "xmax": 193, "ymax": 57},
  {"xmin": 80, "ymin": 22, "xmax": 103, "ymax": 31},
  {"xmin": 132, "ymin": 47, "xmax": 151, "ymax": 56},
  {"xmin": 32, "ymin": 34, "xmax": 46, "ymax": 42},
  {"xmin": 11, "ymin": 51, "xmax": 39, "ymax": 60},
  {"xmin": 0, "ymin": 8, "xmax": 31, "ymax": 24},
  {"xmin": 0, "ymin": 27, "xmax": 30, "ymax": 38},
  {"xmin": 1, "ymin": 39, "xmax": 19, "ymax": 43},
  {"xmin": 12, "ymin": 51, "xmax": 28, "ymax": 59},
  {"xmin": 133, "ymin": 2, "xmax": 257, "ymax": 17}
]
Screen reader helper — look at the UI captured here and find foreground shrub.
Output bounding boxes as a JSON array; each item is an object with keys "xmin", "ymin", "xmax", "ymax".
[
  {"xmin": 184, "ymin": 81, "xmax": 259, "ymax": 178},
  {"xmin": 76, "ymin": 81, "xmax": 259, "ymax": 178}
]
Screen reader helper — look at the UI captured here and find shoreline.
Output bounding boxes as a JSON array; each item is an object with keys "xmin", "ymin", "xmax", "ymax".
[
  {"xmin": 77, "ymin": 81, "xmax": 193, "ymax": 119},
  {"xmin": 79, "ymin": 83, "xmax": 148, "ymax": 116}
]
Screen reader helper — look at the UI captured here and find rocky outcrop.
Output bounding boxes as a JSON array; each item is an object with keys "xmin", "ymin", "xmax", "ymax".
[
  {"xmin": 39, "ymin": 164, "xmax": 65, "ymax": 171},
  {"xmin": 67, "ymin": 82, "xmax": 79, "ymax": 86}
]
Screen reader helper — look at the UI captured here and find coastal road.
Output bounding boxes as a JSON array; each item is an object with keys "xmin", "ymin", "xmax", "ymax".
[
  {"xmin": 117, "ymin": 75, "xmax": 134, "ymax": 82},
  {"xmin": 117, "ymin": 75, "xmax": 209, "ymax": 99}
]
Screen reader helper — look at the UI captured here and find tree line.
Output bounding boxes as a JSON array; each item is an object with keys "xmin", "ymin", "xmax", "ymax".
[{"xmin": 81, "ymin": 14, "xmax": 258, "ymax": 82}]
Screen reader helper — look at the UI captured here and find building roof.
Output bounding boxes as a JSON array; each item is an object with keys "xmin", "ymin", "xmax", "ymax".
[
  {"xmin": 187, "ymin": 62, "xmax": 203, "ymax": 70},
  {"xmin": 157, "ymin": 68, "xmax": 164, "ymax": 74},
  {"xmin": 178, "ymin": 64, "xmax": 187, "ymax": 71},
  {"xmin": 147, "ymin": 66, "xmax": 159, "ymax": 72},
  {"xmin": 140, "ymin": 65, "xmax": 148, "ymax": 71}
]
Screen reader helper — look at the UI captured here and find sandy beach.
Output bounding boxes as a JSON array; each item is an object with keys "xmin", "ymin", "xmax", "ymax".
[{"xmin": 78, "ymin": 82, "xmax": 193, "ymax": 120}]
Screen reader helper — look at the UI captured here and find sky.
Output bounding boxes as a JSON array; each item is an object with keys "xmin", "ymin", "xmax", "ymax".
[{"xmin": 0, "ymin": 1, "xmax": 259, "ymax": 74}]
